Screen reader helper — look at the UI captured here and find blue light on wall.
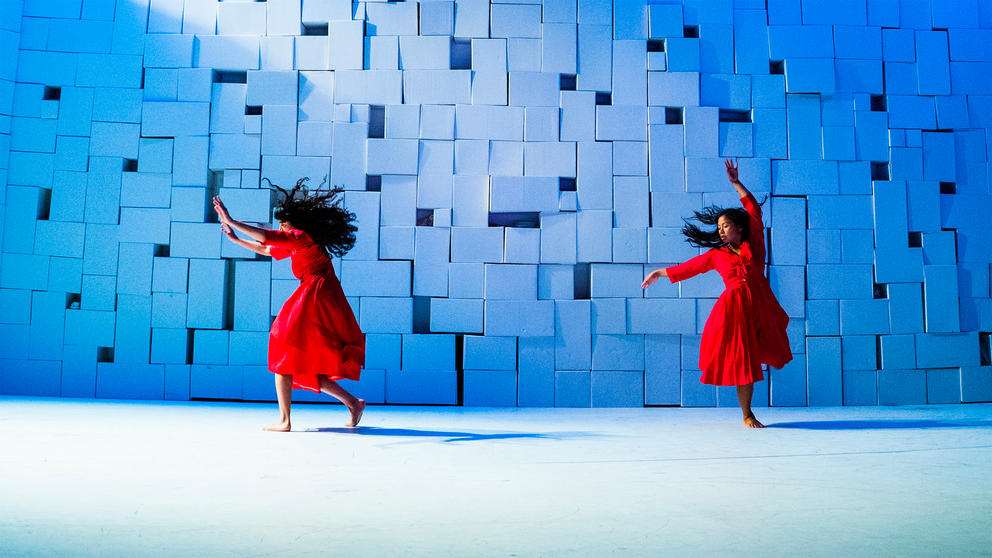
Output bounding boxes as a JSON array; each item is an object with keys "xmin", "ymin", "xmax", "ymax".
[{"xmin": 0, "ymin": 0, "xmax": 990, "ymax": 407}]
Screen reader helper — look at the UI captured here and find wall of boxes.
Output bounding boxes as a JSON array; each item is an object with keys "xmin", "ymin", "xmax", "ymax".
[{"xmin": 1, "ymin": 0, "xmax": 991, "ymax": 406}]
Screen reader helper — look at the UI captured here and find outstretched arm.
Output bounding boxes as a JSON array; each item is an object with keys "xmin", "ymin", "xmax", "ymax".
[
  {"xmin": 221, "ymin": 222, "xmax": 271, "ymax": 256},
  {"xmin": 641, "ymin": 268, "xmax": 668, "ymax": 289},
  {"xmin": 213, "ymin": 196, "xmax": 267, "ymax": 243},
  {"xmin": 724, "ymin": 158, "xmax": 751, "ymax": 198}
]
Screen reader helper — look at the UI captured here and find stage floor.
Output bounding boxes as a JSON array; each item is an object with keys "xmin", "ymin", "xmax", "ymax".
[{"xmin": 1, "ymin": 397, "xmax": 990, "ymax": 557}]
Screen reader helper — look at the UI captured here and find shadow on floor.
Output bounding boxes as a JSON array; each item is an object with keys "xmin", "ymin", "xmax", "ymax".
[
  {"xmin": 304, "ymin": 426, "xmax": 589, "ymax": 442},
  {"xmin": 767, "ymin": 420, "xmax": 992, "ymax": 430}
]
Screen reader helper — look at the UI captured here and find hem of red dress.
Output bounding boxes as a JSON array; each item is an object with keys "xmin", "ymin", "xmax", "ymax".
[
  {"xmin": 699, "ymin": 372, "xmax": 765, "ymax": 386},
  {"xmin": 270, "ymin": 370, "xmax": 361, "ymax": 392}
]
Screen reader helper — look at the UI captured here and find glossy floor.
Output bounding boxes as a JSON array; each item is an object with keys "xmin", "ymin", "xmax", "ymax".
[{"xmin": 2, "ymin": 397, "xmax": 990, "ymax": 557}]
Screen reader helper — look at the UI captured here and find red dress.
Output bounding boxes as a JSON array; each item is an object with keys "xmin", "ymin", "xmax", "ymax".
[
  {"xmin": 262, "ymin": 228, "xmax": 365, "ymax": 392},
  {"xmin": 665, "ymin": 194, "xmax": 792, "ymax": 386}
]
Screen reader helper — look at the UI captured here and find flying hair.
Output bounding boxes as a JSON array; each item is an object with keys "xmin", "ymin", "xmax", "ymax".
[{"xmin": 264, "ymin": 176, "xmax": 358, "ymax": 258}]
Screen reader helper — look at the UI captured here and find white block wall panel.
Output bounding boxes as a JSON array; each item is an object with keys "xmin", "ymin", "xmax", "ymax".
[
  {"xmin": 4, "ymin": 0, "xmax": 989, "ymax": 408},
  {"xmin": 403, "ymin": 71, "xmax": 472, "ymax": 105}
]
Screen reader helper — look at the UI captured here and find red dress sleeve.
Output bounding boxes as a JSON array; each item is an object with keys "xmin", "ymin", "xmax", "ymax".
[
  {"xmin": 740, "ymin": 193, "xmax": 765, "ymax": 260},
  {"xmin": 665, "ymin": 250, "xmax": 715, "ymax": 283},
  {"xmin": 262, "ymin": 229, "xmax": 309, "ymax": 261}
]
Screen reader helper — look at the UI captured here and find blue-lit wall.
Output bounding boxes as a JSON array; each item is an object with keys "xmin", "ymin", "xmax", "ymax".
[{"xmin": 1, "ymin": 0, "xmax": 991, "ymax": 406}]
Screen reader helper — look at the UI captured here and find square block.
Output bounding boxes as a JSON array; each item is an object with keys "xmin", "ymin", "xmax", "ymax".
[
  {"xmin": 612, "ymin": 228, "xmax": 647, "ymax": 263},
  {"xmin": 450, "ymin": 227, "xmax": 504, "ymax": 263},
  {"xmin": 517, "ymin": 336, "xmax": 555, "ymax": 407},
  {"xmin": 806, "ymin": 265, "xmax": 873, "ymax": 300},
  {"xmin": 596, "ymin": 106, "xmax": 648, "ymax": 141},
  {"xmin": 591, "ymin": 370, "xmax": 644, "ymax": 407},
  {"xmin": 681, "ymin": 371, "xmax": 717, "ymax": 407},
  {"xmin": 189, "ymin": 365, "xmax": 243, "ymax": 400},
  {"xmin": 538, "ymin": 264, "xmax": 573, "ymax": 300},
  {"xmin": 449, "ymin": 263, "xmax": 485, "ymax": 299},
  {"xmin": 484, "ymin": 300, "xmax": 555, "ymax": 337},
  {"xmin": 96, "ymin": 363, "xmax": 165, "ymax": 400},
  {"xmin": 463, "ymin": 370, "xmax": 518, "ymax": 407},
  {"xmin": 504, "ymin": 228, "xmax": 541, "ymax": 265},
  {"xmin": 926, "ymin": 369, "xmax": 961, "ymax": 404},
  {"xmin": 399, "ymin": 36, "xmax": 449, "ymax": 70},
  {"xmin": 842, "ymin": 370, "xmax": 877, "ymax": 406},
  {"xmin": 915, "ymin": 332, "xmax": 980, "ymax": 369},
  {"xmin": 589, "ymin": 263, "xmax": 643, "ymax": 298},
  {"xmin": 807, "ymin": 337, "xmax": 842, "ymax": 406},
  {"xmin": 430, "ymin": 296, "xmax": 482, "ymax": 333},
  {"xmin": 961, "ymin": 366, "xmax": 992, "ymax": 403},
  {"xmin": 192, "ymin": 329, "xmax": 229, "ymax": 365},
  {"xmin": 402, "ymin": 334, "xmax": 456, "ymax": 370},
  {"xmin": 841, "ymin": 335, "xmax": 876, "ymax": 371},
  {"xmin": 592, "ymin": 298, "xmax": 625, "ymax": 335},
  {"xmin": 555, "ymin": 371, "xmax": 591, "ymax": 407},
  {"xmin": 592, "ymin": 334, "xmax": 645, "ymax": 371},
  {"xmin": 420, "ymin": 105, "xmax": 456, "ymax": 140},
  {"xmin": 341, "ymin": 261, "xmax": 412, "ymax": 297},
  {"xmin": 887, "ymin": 283, "xmax": 925, "ymax": 335},
  {"xmin": 151, "ymin": 328, "xmax": 191, "ymax": 365},
  {"xmin": 644, "ymin": 334, "xmax": 680, "ymax": 405},
  {"xmin": 769, "ymin": 357, "xmax": 807, "ymax": 406},
  {"xmin": 665, "ymin": 37, "xmax": 700, "ymax": 72},
  {"xmin": 879, "ymin": 334, "xmax": 915, "ymax": 370},
  {"xmin": 386, "ymin": 369, "xmax": 458, "ymax": 404},
  {"xmin": 839, "ymin": 299, "xmax": 890, "ymax": 335},
  {"xmin": 463, "ymin": 336, "xmax": 517, "ymax": 370},
  {"xmin": 61, "ymin": 345, "xmax": 97, "ymax": 398},
  {"xmin": 627, "ymin": 299, "xmax": 695, "ymax": 334},
  {"xmin": 877, "ymin": 369, "xmax": 926, "ymax": 405}
]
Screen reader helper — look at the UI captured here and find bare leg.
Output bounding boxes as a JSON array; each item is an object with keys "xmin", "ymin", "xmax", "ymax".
[
  {"xmin": 318, "ymin": 376, "xmax": 365, "ymax": 427},
  {"xmin": 737, "ymin": 383, "xmax": 765, "ymax": 428},
  {"xmin": 263, "ymin": 374, "xmax": 293, "ymax": 432}
]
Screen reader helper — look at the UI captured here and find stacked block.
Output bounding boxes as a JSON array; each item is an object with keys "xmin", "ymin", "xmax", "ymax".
[{"xmin": 1, "ymin": 0, "xmax": 990, "ymax": 409}]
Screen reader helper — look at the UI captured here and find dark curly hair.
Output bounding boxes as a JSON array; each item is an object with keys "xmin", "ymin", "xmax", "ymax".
[
  {"xmin": 681, "ymin": 196, "xmax": 766, "ymax": 249},
  {"xmin": 266, "ymin": 177, "xmax": 357, "ymax": 258}
]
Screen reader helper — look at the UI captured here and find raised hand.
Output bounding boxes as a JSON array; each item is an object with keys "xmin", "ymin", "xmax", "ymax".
[
  {"xmin": 220, "ymin": 222, "xmax": 237, "ymax": 240},
  {"xmin": 724, "ymin": 158, "xmax": 739, "ymax": 184},
  {"xmin": 641, "ymin": 269, "xmax": 667, "ymax": 289},
  {"xmin": 212, "ymin": 196, "xmax": 231, "ymax": 223}
]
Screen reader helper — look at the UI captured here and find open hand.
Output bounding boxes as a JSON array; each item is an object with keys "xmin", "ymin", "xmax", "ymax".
[
  {"xmin": 724, "ymin": 158, "xmax": 739, "ymax": 183},
  {"xmin": 212, "ymin": 196, "xmax": 231, "ymax": 223},
  {"xmin": 220, "ymin": 222, "xmax": 237, "ymax": 239},
  {"xmin": 641, "ymin": 269, "xmax": 667, "ymax": 289}
]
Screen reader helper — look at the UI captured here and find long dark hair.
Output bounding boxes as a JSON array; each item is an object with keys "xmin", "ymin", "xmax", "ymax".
[
  {"xmin": 267, "ymin": 177, "xmax": 357, "ymax": 257},
  {"xmin": 681, "ymin": 206, "xmax": 751, "ymax": 249}
]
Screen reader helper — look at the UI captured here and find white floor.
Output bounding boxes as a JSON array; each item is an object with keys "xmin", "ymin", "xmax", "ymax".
[{"xmin": 1, "ymin": 397, "xmax": 990, "ymax": 557}]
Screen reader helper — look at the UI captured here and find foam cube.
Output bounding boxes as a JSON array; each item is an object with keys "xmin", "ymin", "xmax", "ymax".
[
  {"xmin": 555, "ymin": 370, "xmax": 591, "ymax": 407},
  {"xmin": 359, "ymin": 297, "xmax": 413, "ymax": 334},
  {"xmin": 517, "ymin": 336, "xmax": 555, "ymax": 407}
]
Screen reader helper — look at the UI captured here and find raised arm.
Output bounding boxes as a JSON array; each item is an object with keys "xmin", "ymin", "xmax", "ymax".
[
  {"xmin": 725, "ymin": 158, "xmax": 751, "ymax": 199},
  {"xmin": 213, "ymin": 196, "xmax": 267, "ymax": 243},
  {"xmin": 726, "ymin": 158, "xmax": 763, "ymax": 225},
  {"xmin": 221, "ymin": 222, "xmax": 271, "ymax": 256}
]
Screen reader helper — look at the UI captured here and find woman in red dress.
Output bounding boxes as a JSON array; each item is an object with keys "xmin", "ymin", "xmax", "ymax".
[
  {"xmin": 642, "ymin": 160, "xmax": 792, "ymax": 428},
  {"xmin": 213, "ymin": 179, "xmax": 366, "ymax": 431}
]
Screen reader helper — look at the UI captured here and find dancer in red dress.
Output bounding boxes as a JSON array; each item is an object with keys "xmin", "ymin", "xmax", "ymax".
[
  {"xmin": 642, "ymin": 160, "xmax": 792, "ymax": 428},
  {"xmin": 213, "ymin": 179, "xmax": 366, "ymax": 431}
]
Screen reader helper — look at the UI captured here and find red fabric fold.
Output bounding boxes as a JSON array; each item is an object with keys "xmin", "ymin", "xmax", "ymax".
[
  {"xmin": 262, "ymin": 228, "xmax": 365, "ymax": 392},
  {"xmin": 665, "ymin": 193, "xmax": 792, "ymax": 386}
]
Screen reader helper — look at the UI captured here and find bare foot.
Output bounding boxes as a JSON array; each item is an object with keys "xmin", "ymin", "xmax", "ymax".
[
  {"xmin": 346, "ymin": 399, "xmax": 365, "ymax": 428},
  {"xmin": 263, "ymin": 421, "xmax": 291, "ymax": 432},
  {"xmin": 743, "ymin": 415, "xmax": 765, "ymax": 429}
]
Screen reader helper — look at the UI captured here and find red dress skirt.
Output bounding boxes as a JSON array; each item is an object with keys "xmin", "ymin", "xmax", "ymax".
[
  {"xmin": 665, "ymin": 194, "xmax": 792, "ymax": 386},
  {"xmin": 263, "ymin": 229, "xmax": 365, "ymax": 392}
]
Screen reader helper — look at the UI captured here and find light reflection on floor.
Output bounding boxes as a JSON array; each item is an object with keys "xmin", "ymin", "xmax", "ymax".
[{"xmin": 1, "ymin": 396, "xmax": 990, "ymax": 557}]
